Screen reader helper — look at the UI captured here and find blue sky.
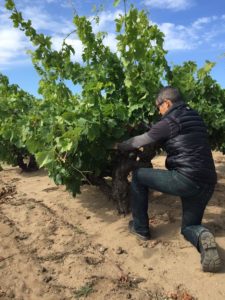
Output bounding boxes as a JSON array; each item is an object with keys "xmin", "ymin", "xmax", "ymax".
[{"xmin": 0, "ymin": 0, "xmax": 225, "ymax": 97}]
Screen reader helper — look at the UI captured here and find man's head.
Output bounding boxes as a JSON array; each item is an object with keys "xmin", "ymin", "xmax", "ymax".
[{"xmin": 156, "ymin": 86, "xmax": 182, "ymax": 115}]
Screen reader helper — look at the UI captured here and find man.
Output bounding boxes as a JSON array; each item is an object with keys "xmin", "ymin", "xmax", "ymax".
[{"xmin": 118, "ymin": 86, "xmax": 222, "ymax": 273}]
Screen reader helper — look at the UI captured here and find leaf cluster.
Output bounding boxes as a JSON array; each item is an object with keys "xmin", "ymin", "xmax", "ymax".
[
  {"xmin": 0, "ymin": 73, "xmax": 39, "ymax": 165},
  {"xmin": 2, "ymin": 0, "xmax": 225, "ymax": 198}
]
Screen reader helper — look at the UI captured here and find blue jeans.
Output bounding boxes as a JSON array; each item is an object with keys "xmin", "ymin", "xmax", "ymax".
[{"xmin": 131, "ymin": 168, "xmax": 215, "ymax": 250}]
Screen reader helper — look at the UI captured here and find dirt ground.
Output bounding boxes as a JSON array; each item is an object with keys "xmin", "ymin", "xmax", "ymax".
[{"xmin": 0, "ymin": 152, "xmax": 225, "ymax": 300}]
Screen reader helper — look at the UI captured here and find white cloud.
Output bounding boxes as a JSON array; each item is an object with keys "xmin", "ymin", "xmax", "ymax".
[
  {"xmin": 144, "ymin": 0, "xmax": 193, "ymax": 11},
  {"xmin": 90, "ymin": 10, "xmax": 124, "ymax": 33},
  {"xmin": 159, "ymin": 23, "xmax": 197, "ymax": 50},
  {"xmin": 0, "ymin": 3, "xmax": 76, "ymax": 69},
  {"xmin": 158, "ymin": 15, "xmax": 225, "ymax": 51},
  {"xmin": 0, "ymin": 1, "xmax": 121, "ymax": 69},
  {"xmin": 51, "ymin": 32, "xmax": 118, "ymax": 63},
  {"xmin": 1, "ymin": 0, "xmax": 225, "ymax": 70},
  {"xmin": 52, "ymin": 35, "xmax": 84, "ymax": 62},
  {"xmin": 103, "ymin": 33, "xmax": 117, "ymax": 53},
  {"xmin": 0, "ymin": 8, "xmax": 31, "ymax": 67},
  {"xmin": 50, "ymin": 11, "xmax": 122, "ymax": 62},
  {"xmin": 192, "ymin": 16, "xmax": 218, "ymax": 29},
  {"xmin": 0, "ymin": 29, "xmax": 26, "ymax": 53},
  {"xmin": 21, "ymin": 6, "xmax": 75, "ymax": 35},
  {"xmin": 22, "ymin": 6, "xmax": 58, "ymax": 31}
]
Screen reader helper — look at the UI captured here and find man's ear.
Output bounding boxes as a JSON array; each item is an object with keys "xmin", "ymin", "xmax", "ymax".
[{"xmin": 167, "ymin": 99, "xmax": 173, "ymax": 107}]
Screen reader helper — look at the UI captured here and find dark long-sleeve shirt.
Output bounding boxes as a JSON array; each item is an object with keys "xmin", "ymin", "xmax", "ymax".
[
  {"xmin": 118, "ymin": 118, "xmax": 179, "ymax": 151},
  {"xmin": 118, "ymin": 101, "xmax": 217, "ymax": 185}
]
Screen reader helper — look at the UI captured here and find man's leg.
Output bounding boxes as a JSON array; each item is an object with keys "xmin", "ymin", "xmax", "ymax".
[
  {"xmin": 130, "ymin": 167, "xmax": 201, "ymax": 238},
  {"xmin": 180, "ymin": 185, "xmax": 214, "ymax": 248},
  {"xmin": 130, "ymin": 167, "xmax": 222, "ymax": 272},
  {"xmin": 181, "ymin": 187, "xmax": 222, "ymax": 272}
]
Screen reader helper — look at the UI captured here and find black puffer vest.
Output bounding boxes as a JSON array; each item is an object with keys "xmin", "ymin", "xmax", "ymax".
[{"xmin": 162, "ymin": 102, "xmax": 217, "ymax": 185}]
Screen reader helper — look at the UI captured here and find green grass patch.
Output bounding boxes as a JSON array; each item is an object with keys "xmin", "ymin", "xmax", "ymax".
[{"xmin": 74, "ymin": 282, "xmax": 95, "ymax": 299}]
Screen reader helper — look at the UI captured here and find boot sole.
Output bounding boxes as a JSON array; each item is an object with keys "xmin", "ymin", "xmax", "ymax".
[
  {"xmin": 200, "ymin": 231, "xmax": 222, "ymax": 273},
  {"xmin": 128, "ymin": 221, "xmax": 150, "ymax": 241},
  {"xmin": 129, "ymin": 229, "xmax": 150, "ymax": 241}
]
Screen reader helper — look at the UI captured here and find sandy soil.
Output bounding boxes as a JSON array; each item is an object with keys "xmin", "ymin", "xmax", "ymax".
[{"xmin": 0, "ymin": 152, "xmax": 225, "ymax": 300}]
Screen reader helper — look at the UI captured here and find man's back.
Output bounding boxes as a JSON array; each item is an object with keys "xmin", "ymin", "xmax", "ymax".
[{"xmin": 162, "ymin": 102, "xmax": 217, "ymax": 185}]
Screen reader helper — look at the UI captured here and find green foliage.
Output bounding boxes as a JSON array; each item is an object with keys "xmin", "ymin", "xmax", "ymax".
[
  {"xmin": 0, "ymin": 73, "xmax": 39, "ymax": 166},
  {"xmin": 2, "ymin": 0, "xmax": 225, "ymax": 198},
  {"xmin": 115, "ymin": 6, "xmax": 169, "ymax": 122},
  {"xmin": 5, "ymin": 0, "xmax": 14, "ymax": 10},
  {"xmin": 113, "ymin": 0, "xmax": 121, "ymax": 7}
]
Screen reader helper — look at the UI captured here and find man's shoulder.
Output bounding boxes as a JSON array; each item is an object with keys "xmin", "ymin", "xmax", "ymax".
[
  {"xmin": 152, "ymin": 118, "xmax": 169, "ymax": 129},
  {"xmin": 171, "ymin": 103, "xmax": 201, "ymax": 119},
  {"xmin": 149, "ymin": 118, "xmax": 176, "ymax": 142}
]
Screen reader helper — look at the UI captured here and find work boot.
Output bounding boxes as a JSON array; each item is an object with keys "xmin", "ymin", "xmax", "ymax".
[
  {"xmin": 199, "ymin": 231, "xmax": 222, "ymax": 272},
  {"xmin": 128, "ymin": 220, "xmax": 150, "ymax": 241}
]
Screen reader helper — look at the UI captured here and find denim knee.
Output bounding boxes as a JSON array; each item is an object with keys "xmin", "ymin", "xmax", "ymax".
[
  {"xmin": 131, "ymin": 169, "xmax": 142, "ymax": 188},
  {"xmin": 132, "ymin": 168, "xmax": 141, "ymax": 180}
]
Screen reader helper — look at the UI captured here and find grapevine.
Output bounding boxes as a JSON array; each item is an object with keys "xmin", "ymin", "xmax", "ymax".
[{"xmin": 2, "ymin": 0, "xmax": 225, "ymax": 213}]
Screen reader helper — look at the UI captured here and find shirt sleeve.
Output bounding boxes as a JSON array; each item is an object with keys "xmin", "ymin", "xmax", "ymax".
[
  {"xmin": 117, "ymin": 132, "xmax": 155, "ymax": 151},
  {"xmin": 118, "ymin": 119, "xmax": 176, "ymax": 151},
  {"xmin": 148, "ymin": 119, "xmax": 172, "ymax": 143}
]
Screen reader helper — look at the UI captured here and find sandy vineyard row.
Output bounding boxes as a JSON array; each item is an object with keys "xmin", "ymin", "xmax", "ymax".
[{"xmin": 0, "ymin": 152, "xmax": 225, "ymax": 300}]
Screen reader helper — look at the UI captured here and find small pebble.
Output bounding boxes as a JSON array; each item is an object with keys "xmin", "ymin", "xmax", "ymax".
[
  {"xmin": 99, "ymin": 246, "xmax": 108, "ymax": 254},
  {"xmin": 27, "ymin": 204, "xmax": 35, "ymax": 209},
  {"xmin": 7, "ymin": 290, "xmax": 15, "ymax": 298},
  {"xmin": 116, "ymin": 247, "xmax": 124, "ymax": 255},
  {"xmin": 41, "ymin": 267, "xmax": 48, "ymax": 273},
  {"xmin": 5, "ymin": 196, "xmax": 14, "ymax": 200},
  {"xmin": 132, "ymin": 277, "xmax": 145, "ymax": 284},
  {"xmin": 43, "ymin": 276, "xmax": 52, "ymax": 283},
  {"xmin": 15, "ymin": 233, "xmax": 29, "ymax": 240},
  {"xmin": 142, "ymin": 242, "xmax": 148, "ymax": 248}
]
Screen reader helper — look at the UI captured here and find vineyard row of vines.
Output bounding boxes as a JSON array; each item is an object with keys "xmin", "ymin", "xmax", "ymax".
[{"xmin": 1, "ymin": 0, "xmax": 225, "ymax": 211}]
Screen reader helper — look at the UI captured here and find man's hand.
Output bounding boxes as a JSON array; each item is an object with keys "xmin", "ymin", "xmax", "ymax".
[{"xmin": 112, "ymin": 143, "xmax": 119, "ymax": 150}]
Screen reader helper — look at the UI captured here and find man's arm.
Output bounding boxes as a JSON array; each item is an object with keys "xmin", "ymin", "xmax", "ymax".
[
  {"xmin": 117, "ymin": 119, "xmax": 176, "ymax": 152},
  {"xmin": 117, "ymin": 132, "xmax": 155, "ymax": 151}
]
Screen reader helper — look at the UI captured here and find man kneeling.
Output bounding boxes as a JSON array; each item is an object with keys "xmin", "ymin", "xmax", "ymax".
[{"xmin": 118, "ymin": 86, "xmax": 222, "ymax": 273}]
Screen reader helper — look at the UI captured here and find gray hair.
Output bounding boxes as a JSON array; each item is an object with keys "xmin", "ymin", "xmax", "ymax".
[{"xmin": 156, "ymin": 86, "xmax": 182, "ymax": 105}]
